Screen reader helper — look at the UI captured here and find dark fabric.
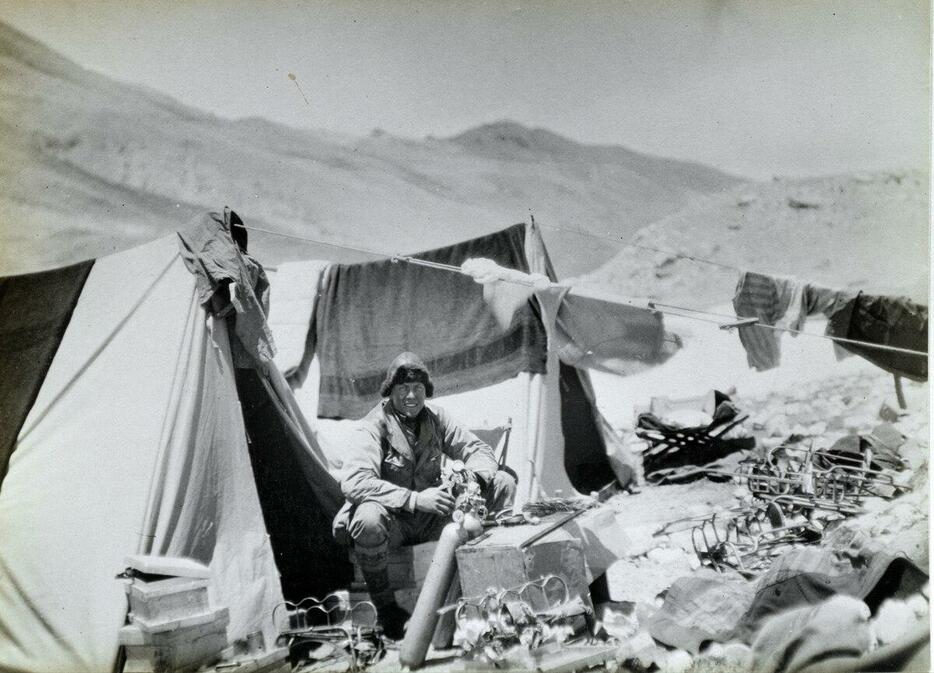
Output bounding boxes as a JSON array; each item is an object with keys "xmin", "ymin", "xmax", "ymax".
[
  {"xmin": 553, "ymin": 290, "xmax": 681, "ymax": 375},
  {"xmin": 749, "ymin": 595, "xmax": 872, "ymax": 673},
  {"xmin": 736, "ymin": 546, "xmax": 928, "ymax": 641},
  {"xmin": 314, "ymin": 224, "xmax": 548, "ymax": 418},
  {"xmin": 0, "ymin": 260, "xmax": 93, "ymax": 490},
  {"xmin": 635, "ymin": 400, "xmax": 754, "ymax": 482},
  {"xmin": 649, "ymin": 545, "xmax": 928, "ymax": 653},
  {"xmin": 235, "ymin": 368, "xmax": 352, "ymax": 601},
  {"xmin": 558, "ymin": 361, "xmax": 621, "ymax": 492},
  {"xmin": 827, "ymin": 292, "xmax": 928, "ymax": 381},
  {"xmin": 178, "ymin": 211, "xmax": 274, "ymax": 366},
  {"xmin": 648, "ymin": 571, "xmax": 757, "ymax": 653}
]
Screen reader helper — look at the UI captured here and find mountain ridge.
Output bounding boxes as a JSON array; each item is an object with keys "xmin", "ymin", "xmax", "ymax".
[{"xmin": 0, "ymin": 19, "xmax": 927, "ymax": 310}]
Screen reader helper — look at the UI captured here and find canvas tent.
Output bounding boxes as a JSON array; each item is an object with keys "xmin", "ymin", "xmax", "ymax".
[
  {"xmin": 0, "ymin": 225, "xmax": 351, "ymax": 673},
  {"xmin": 268, "ymin": 222, "xmax": 675, "ymax": 504}
]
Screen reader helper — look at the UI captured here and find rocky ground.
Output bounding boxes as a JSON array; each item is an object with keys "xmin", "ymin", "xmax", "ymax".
[
  {"xmin": 312, "ymin": 368, "xmax": 928, "ymax": 673},
  {"xmin": 594, "ymin": 366, "xmax": 929, "ymax": 672}
]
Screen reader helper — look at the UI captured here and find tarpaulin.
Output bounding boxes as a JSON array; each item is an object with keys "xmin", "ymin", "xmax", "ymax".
[
  {"xmin": 827, "ymin": 292, "xmax": 928, "ymax": 381},
  {"xmin": 648, "ymin": 570, "xmax": 756, "ymax": 653},
  {"xmin": 736, "ymin": 546, "xmax": 927, "ymax": 640},
  {"xmin": 314, "ymin": 223, "xmax": 547, "ymax": 419},
  {"xmin": 649, "ymin": 544, "xmax": 927, "ymax": 654},
  {"xmin": 749, "ymin": 595, "xmax": 872, "ymax": 673},
  {"xmin": 0, "ymin": 260, "xmax": 93, "ymax": 489}
]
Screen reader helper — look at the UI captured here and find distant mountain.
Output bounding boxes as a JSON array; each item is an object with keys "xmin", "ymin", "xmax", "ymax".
[
  {"xmin": 0, "ymin": 20, "xmax": 740, "ymax": 277},
  {"xmin": 584, "ymin": 170, "xmax": 930, "ymax": 308},
  {"xmin": 0, "ymin": 20, "xmax": 927, "ymax": 310}
]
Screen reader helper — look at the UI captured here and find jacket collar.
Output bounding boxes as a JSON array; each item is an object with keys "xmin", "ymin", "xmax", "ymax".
[{"xmin": 381, "ymin": 401, "xmax": 434, "ymax": 462}]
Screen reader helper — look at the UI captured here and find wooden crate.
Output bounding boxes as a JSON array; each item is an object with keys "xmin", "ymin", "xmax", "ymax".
[{"xmin": 125, "ymin": 577, "xmax": 210, "ymax": 626}]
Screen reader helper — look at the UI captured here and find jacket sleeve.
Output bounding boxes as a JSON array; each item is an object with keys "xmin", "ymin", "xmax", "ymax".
[
  {"xmin": 340, "ymin": 422, "xmax": 414, "ymax": 510},
  {"xmin": 435, "ymin": 407, "xmax": 499, "ymax": 484}
]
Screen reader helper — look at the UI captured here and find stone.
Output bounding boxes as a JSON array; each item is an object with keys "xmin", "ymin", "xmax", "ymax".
[
  {"xmin": 906, "ymin": 594, "xmax": 929, "ymax": 619},
  {"xmin": 660, "ymin": 649, "xmax": 693, "ymax": 673},
  {"xmin": 806, "ymin": 421, "xmax": 828, "ymax": 436},
  {"xmin": 878, "ymin": 402, "xmax": 902, "ymax": 423},
  {"xmin": 647, "ymin": 547, "xmax": 686, "ymax": 566},
  {"xmin": 765, "ymin": 414, "xmax": 790, "ymax": 438}
]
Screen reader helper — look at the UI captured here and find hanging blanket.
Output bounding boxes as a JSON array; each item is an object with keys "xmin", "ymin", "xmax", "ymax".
[
  {"xmin": 827, "ymin": 292, "xmax": 928, "ymax": 381},
  {"xmin": 314, "ymin": 224, "xmax": 548, "ymax": 418}
]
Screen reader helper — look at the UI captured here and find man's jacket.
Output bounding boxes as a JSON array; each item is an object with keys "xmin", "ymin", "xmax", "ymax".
[{"xmin": 333, "ymin": 400, "xmax": 498, "ymax": 534}]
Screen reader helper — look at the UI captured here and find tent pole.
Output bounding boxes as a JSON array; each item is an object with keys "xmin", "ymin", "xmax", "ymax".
[
  {"xmin": 514, "ymin": 373, "xmax": 534, "ymax": 509},
  {"xmin": 526, "ymin": 373, "xmax": 544, "ymax": 502},
  {"xmin": 893, "ymin": 374, "xmax": 907, "ymax": 410}
]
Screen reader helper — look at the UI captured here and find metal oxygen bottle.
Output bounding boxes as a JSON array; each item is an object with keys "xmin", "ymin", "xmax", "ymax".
[{"xmin": 399, "ymin": 463, "xmax": 485, "ymax": 669}]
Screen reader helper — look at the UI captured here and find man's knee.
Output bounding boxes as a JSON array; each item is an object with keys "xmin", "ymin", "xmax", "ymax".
[
  {"xmin": 487, "ymin": 470, "xmax": 517, "ymax": 511},
  {"xmin": 348, "ymin": 501, "xmax": 391, "ymax": 547}
]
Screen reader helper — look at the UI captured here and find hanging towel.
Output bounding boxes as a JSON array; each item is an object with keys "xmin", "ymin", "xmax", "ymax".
[
  {"xmin": 732, "ymin": 271, "xmax": 803, "ymax": 371},
  {"xmin": 314, "ymin": 224, "xmax": 548, "ymax": 419},
  {"xmin": 827, "ymin": 292, "xmax": 928, "ymax": 381}
]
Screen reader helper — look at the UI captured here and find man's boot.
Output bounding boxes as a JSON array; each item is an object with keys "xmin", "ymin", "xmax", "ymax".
[{"xmin": 360, "ymin": 566, "xmax": 410, "ymax": 640}]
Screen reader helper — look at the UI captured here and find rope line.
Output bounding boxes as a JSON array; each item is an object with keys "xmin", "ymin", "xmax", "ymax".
[
  {"xmin": 243, "ymin": 225, "xmax": 927, "ymax": 359},
  {"xmin": 533, "ymin": 221, "xmax": 741, "ymax": 271}
]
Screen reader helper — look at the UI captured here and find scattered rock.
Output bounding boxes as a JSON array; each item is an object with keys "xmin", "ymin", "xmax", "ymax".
[
  {"xmin": 647, "ymin": 547, "xmax": 687, "ymax": 566},
  {"xmin": 660, "ymin": 648, "xmax": 693, "ymax": 673},
  {"xmin": 765, "ymin": 414, "xmax": 790, "ymax": 437},
  {"xmin": 788, "ymin": 197, "xmax": 822, "ymax": 209},
  {"xmin": 879, "ymin": 402, "xmax": 902, "ymax": 423}
]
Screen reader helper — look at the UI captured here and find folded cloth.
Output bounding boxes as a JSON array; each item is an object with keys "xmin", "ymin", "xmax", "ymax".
[
  {"xmin": 178, "ymin": 210, "xmax": 274, "ymax": 366},
  {"xmin": 826, "ymin": 292, "xmax": 928, "ymax": 381},
  {"xmin": 749, "ymin": 595, "xmax": 872, "ymax": 673},
  {"xmin": 314, "ymin": 224, "xmax": 547, "ymax": 419}
]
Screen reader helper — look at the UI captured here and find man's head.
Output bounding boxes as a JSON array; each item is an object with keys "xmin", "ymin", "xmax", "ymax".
[{"xmin": 380, "ymin": 352, "xmax": 434, "ymax": 419}]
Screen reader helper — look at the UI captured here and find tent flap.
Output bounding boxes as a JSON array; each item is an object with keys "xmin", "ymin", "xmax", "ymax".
[{"xmin": 0, "ymin": 260, "xmax": 93, "ymax": 489}]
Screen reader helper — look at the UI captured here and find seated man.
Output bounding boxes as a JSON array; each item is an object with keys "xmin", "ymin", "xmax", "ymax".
[{"xmin": 333, "ymin": 352, "xmax": 516, "ymax": 639}]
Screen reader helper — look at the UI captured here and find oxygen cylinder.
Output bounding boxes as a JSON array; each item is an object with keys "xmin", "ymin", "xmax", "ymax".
[{"xmin": 399, "ymin": 512, "xmax": 482, "ymax": 669}]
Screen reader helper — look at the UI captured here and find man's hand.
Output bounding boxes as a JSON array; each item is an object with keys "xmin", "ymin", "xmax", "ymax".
[{"xmin": 414, "ymin": 487, "xmax": 455, "ymax": 516}]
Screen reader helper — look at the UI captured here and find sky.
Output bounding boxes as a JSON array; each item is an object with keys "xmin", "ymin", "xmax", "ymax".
[{"xmin": 0, "ymin": 0, "xmax": 929, "ymax": 179}]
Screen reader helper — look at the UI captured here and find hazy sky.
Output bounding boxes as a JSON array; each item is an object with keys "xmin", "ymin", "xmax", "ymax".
[{"xmin": 1, "ymin": 0, "xmax": 929, "ymax": 179}]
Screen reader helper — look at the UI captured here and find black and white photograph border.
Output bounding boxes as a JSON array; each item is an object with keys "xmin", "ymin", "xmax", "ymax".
[{"xmin": 0, "ymin": 2, "xmax": 929, "ymax": 672}]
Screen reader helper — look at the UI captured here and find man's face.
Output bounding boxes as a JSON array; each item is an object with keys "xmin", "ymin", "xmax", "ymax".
[{"xmin": 390, "ymin": 381, "xmax": 426, "ymax": 419}]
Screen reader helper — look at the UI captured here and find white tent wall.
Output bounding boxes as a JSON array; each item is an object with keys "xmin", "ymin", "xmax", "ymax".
[{"xmin": 0, "ymin": 237, "xmax": 283, "ymax": 673}]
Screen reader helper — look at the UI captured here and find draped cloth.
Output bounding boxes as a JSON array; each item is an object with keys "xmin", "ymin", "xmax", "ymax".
[
  {"xmin": 314, "ymin": 224, "xmax": 548, "ymax": 419},
  {"xmin": 827, "ymin": 292, "xmax": 928, "ymax": 381}
]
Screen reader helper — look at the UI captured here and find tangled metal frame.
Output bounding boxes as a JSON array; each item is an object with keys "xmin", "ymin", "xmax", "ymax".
[
  {"xmin": 272, "ymin": 593, "xmax": 385, "ymax": 672},
  {"xmin": 737, "ymin": 444, "xmax": 898, "ymax": 513},
  {"xmin": 690, "ymin": 503, "xmax": 822, "ymax": 577},
  {"xmin": 445, "ymin": 575, "xmax": 593, "ymax": 663},
  {"xmin": 693, "ymin": 440, "xmax": 903, "ymax": 576}
]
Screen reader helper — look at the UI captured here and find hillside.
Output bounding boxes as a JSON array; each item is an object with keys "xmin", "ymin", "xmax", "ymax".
[
  {"xmin": 582, "ymin": 171, "xmax": 930, "ymax": 308},
  {"xmin": 0, "ymin": 21, "xmax": 739, "ymax": 278}
]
